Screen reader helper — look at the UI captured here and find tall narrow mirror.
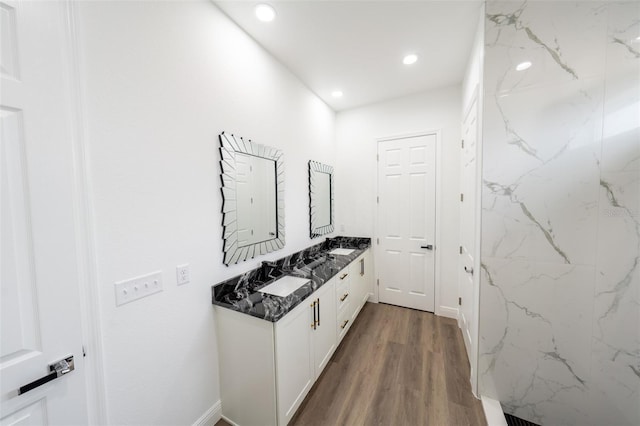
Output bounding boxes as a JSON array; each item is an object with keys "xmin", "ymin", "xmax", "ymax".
[
  {"xmin": 309, "ymin": 160, "xmax": 334, "ymax": 238},
  {"xmin": 219, "ymin": 132, "xmax": 284, "ymax": 265}
]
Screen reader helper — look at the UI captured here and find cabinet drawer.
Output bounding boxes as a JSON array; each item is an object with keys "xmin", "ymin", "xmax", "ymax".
[
  {"xmin": 336, "ymin": 279, "xmax": 350, "ymax": 312},
  {"xmin": 337, "ymin": 302, "xmax": 351, "ymax": 342},
  {"xmin": 336, "ymin": 268, "xmax": 350, "ymax": 284}
]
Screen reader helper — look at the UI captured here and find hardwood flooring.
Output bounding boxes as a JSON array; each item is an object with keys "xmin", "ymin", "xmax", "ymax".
[{"xmin": 216, "ymin": 302, "xmax": 486, "ymax": 426}]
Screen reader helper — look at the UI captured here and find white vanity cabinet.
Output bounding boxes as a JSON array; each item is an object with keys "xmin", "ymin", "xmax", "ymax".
[
  {"xmin": 215, "ymin": 248, "xmax": 373, "ymax": 426},
  {"xmin": 274, "ymin": 277, "xmax": 336, "ymax": 426},
  {"xmin": 216, "ymin": 279, "xmax": 336, "ymax": 426}
]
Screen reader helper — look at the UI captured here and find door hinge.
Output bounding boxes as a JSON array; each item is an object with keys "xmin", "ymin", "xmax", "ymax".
[
  {"xmin": 377, "ymin": 153, "xmax": 379, "ymax": 162},
  {"xmin": 377, "ymin": 196, "xmax": 379, "ymax": 204},
  {"xmin": 82, "ymin": 345, "xmax": 87, "ymax": 357},
  {"xmin": 376, "ymin": 237, "xmax": 380, "ymax": 245},
  {"xmin": 459, "ymin": 246, "xmax": 463, "ymax": 254},
  {"xmin": 460, "ymin": 193, "xmax": 464, "ymax": 202},
  {"xmin": 377, "ymin": 279, "xmax": 379, "ymax": 286},
  {"xmin": 462, "ymin": 139, "xmax": 465, "ymax": 149},
  {"xmin": 458, "ymin": 297, "xmax": 462, "ymax": 306}
]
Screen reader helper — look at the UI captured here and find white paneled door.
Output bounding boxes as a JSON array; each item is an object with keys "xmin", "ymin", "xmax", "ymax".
[
  {"xmin": 459, "ymin": 91, "xmax": 479, "ymax": 388},
  {"xmin": 1, "ymin": 1, "xmax": 89, "ymax": 424},
  {"xmin": 377, "ymin": 134, "xmax": 436, "ymax": 312}
]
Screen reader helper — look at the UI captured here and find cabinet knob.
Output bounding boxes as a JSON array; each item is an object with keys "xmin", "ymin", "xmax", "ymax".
[
  {"xmin": 340, "ymin": 319, "xmax": 349, "ymax": 329},
  {"xmin": 340, "ymin": 293, "xmax": 349, "ymax": 302},
  {"xmin": 340, "ymin": 273, "xmax": 348, "ymax": 280}
]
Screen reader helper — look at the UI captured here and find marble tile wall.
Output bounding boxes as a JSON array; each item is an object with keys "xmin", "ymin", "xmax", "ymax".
[{"xmin": 479, "ymin": 2, "xmax": 639, "ymax": 425}]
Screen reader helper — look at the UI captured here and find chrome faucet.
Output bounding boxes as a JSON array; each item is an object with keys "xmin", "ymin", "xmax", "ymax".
[{"xmin": 261, "ymin": 261, "xmax": 278, "ymax": 279}]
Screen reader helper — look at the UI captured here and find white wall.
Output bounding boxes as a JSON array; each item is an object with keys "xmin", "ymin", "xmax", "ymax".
[
  {"xmin": 335, "ymin": 86, "xmax": 462, "ymax": 315},
  {"xmin": 462, "ymin": 7, "xmax": 484, "ymax": 117},
  {"xmin": 75, "ymin": 1, "xmax": 335, "ymax": 424}
]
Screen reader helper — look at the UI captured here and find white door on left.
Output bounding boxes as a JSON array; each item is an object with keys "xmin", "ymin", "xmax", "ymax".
[{"xmin": 1, "ymin": 1, "xmax": 89, "ymax": 424}]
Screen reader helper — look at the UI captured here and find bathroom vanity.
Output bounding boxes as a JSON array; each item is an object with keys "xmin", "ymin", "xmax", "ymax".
[{"xmin": 212, "ymin": 237, "xmax": 373, "ymax": 426}]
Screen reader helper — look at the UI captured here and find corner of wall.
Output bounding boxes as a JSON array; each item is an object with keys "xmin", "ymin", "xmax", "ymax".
[{"xmin": 193, "ymin": 400, "xmax": 222, "ymax": 426}]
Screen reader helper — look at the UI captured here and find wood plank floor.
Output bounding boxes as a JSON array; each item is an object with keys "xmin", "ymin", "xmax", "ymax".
[{"xmin": 217, "ymin": 302, "xmax": 486, "ymax": 426}]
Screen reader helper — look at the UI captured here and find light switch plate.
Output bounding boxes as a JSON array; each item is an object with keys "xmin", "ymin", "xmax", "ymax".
[
  {"xmin": 114, "ymin": 271, "xmax": 163, "ymax": 306},
  {"xmin": 176, "ymin": 264, "xmax": 190, "ymax": 285}
]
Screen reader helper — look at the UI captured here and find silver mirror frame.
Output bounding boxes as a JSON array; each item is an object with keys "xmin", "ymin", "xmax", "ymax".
[
  {"xmin": 219, "ymin": 132, "xmax": 285, "ymax": 265},
  {"xmin": 309, "ymin": 160, "xmax": 334, "ymax": 238}
]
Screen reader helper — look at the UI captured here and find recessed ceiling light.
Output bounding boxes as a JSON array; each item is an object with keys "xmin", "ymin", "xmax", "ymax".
[
  {"xmin": 403, "ymin": 54, "xmax": 418, "ymax": 65},
  {"xmin": 516, "ymin": 61, "xmax": 532, "ymax": 71},
  {"xmin": 255, "ymin": 4, "xmax": 276, "ymax": 22},
  {"xmin": 331, "ymin": 90, "xmax": 343, "ymax": 98}
]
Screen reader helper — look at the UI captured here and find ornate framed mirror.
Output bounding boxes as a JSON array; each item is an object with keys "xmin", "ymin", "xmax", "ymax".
[
  {"xmin": 308, "ymin": 160, "xmax": 334, "ymax": 238},
  {"xmin": 219, "ymin": 132, "xmax": 285, "ymax": 265}
]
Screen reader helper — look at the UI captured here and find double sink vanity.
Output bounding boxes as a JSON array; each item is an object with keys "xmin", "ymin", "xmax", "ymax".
[
  {"xmin": 212, "ymin": 237, "xmax": 373, "ymax": 426},
  {"xmin": 212, "ymin": 132, "xmax": 373, "ymax": 425}
]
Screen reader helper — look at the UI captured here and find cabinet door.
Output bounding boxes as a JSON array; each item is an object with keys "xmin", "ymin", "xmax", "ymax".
[
  {"xmin": 352, "ymin": 258, "xmax": 362, "ymax": 319},
  {"xmin": 274, "ymin": 300, "xmax": 314, "ymax": 426},
  {"xmin": 360, "ymin": 249, "xmax": 373, "ymax": 304},
  {"xmin": 350, "ymin": 250, "xmax": 372, "ymax": 321},
  {"xmin": 313, "ymin": 279, "xmax": 336, "ymax": 378}
]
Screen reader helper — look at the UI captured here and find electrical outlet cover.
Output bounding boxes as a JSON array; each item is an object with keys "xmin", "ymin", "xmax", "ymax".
[{"xmin": 176, "ymin": 264, "xmax": 190, "ymax": 285}]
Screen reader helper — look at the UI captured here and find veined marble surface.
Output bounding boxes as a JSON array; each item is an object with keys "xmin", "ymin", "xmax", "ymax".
[
  {"xmin": 211, "ymin": 236, "xmax": 370, "ymax": 322},
  {"xmin": 479, "ymin": 2, "xmax": 639, "ymax": 425}
]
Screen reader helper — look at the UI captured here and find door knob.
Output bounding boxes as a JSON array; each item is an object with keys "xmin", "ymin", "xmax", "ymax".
[
  {"xmin": 464, "ymin": 266, "xmax": 474, "ymax": 275},
  {"xmin": 421, "ymin": 245, "xmax": 434, "ymax": 250}
]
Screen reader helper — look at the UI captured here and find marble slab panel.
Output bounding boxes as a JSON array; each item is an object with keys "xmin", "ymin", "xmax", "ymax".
[
  {"xmin": 601, "ymin": 2, "xmax": 640, "ymax": 175},
  {"xmin": 591, "ymin": 168, "xmax": 640, "ymax": 425},
  {"xmin": 479, "ymin": 258, "xmax": 595, "ymax": 425},
  {"xmin": 485, "ymin": 1, "xmax": 607, "ymax": 93},
  {"xmin": 480, "ymin": 1, "xmax": 640, "ymax": 425},
  {"xmin": 482, "ymin": 78, "xmax": 603, "ymax": 265}
]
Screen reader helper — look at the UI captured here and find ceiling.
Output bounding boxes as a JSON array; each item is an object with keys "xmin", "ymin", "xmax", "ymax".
[{"xmin": 215, "ymin": 1, "xmax": 481, "ymax": 111}]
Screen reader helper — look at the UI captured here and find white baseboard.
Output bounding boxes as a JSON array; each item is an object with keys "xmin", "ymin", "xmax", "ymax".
[
  {"xmin": 221, "ymin": 414, "xmax": 240, "ymax": 426},
  {"xmin": 481, "ymin": 395, "xmax": 507, "ymax": 426},
  {"xmin": 437, "ymin": 305, "xmax": 458, "ymax": 319},
  {"xmin": 193, "ymin": 400, "xmax": 221, "ymax": 426}
]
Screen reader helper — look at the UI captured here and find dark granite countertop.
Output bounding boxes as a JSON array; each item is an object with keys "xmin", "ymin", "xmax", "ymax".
[{"xmin": 212, "ymin": 236, "xmax": 371, "ymax": 322}]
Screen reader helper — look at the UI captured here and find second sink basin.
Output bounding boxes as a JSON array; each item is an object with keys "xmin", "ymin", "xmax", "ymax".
[
  {"xmin": 328, "ymin": 248, "xmax": 355, "ymax": 256},
  {"xmin": 258, "ymin": 276, "xmax": 310, "ymax": 297}
]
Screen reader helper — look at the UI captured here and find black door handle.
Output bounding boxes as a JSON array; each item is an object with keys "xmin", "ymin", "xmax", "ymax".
[
  {"xmin": 421, "ymin": 245, "xmax": 433, "ymax": 250},
  {"xmin": 18, "ymin": 355, "xmax": 75, "ymax": 395}
]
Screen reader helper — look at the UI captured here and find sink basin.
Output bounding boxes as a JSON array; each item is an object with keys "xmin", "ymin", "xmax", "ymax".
[
  {"xmin": 258, "ymin": 276, "xmax": 310, "ymax": 297},
  {"xmin": 328, "ymin": 248, "xmax": 355, "ymax": 256}
]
